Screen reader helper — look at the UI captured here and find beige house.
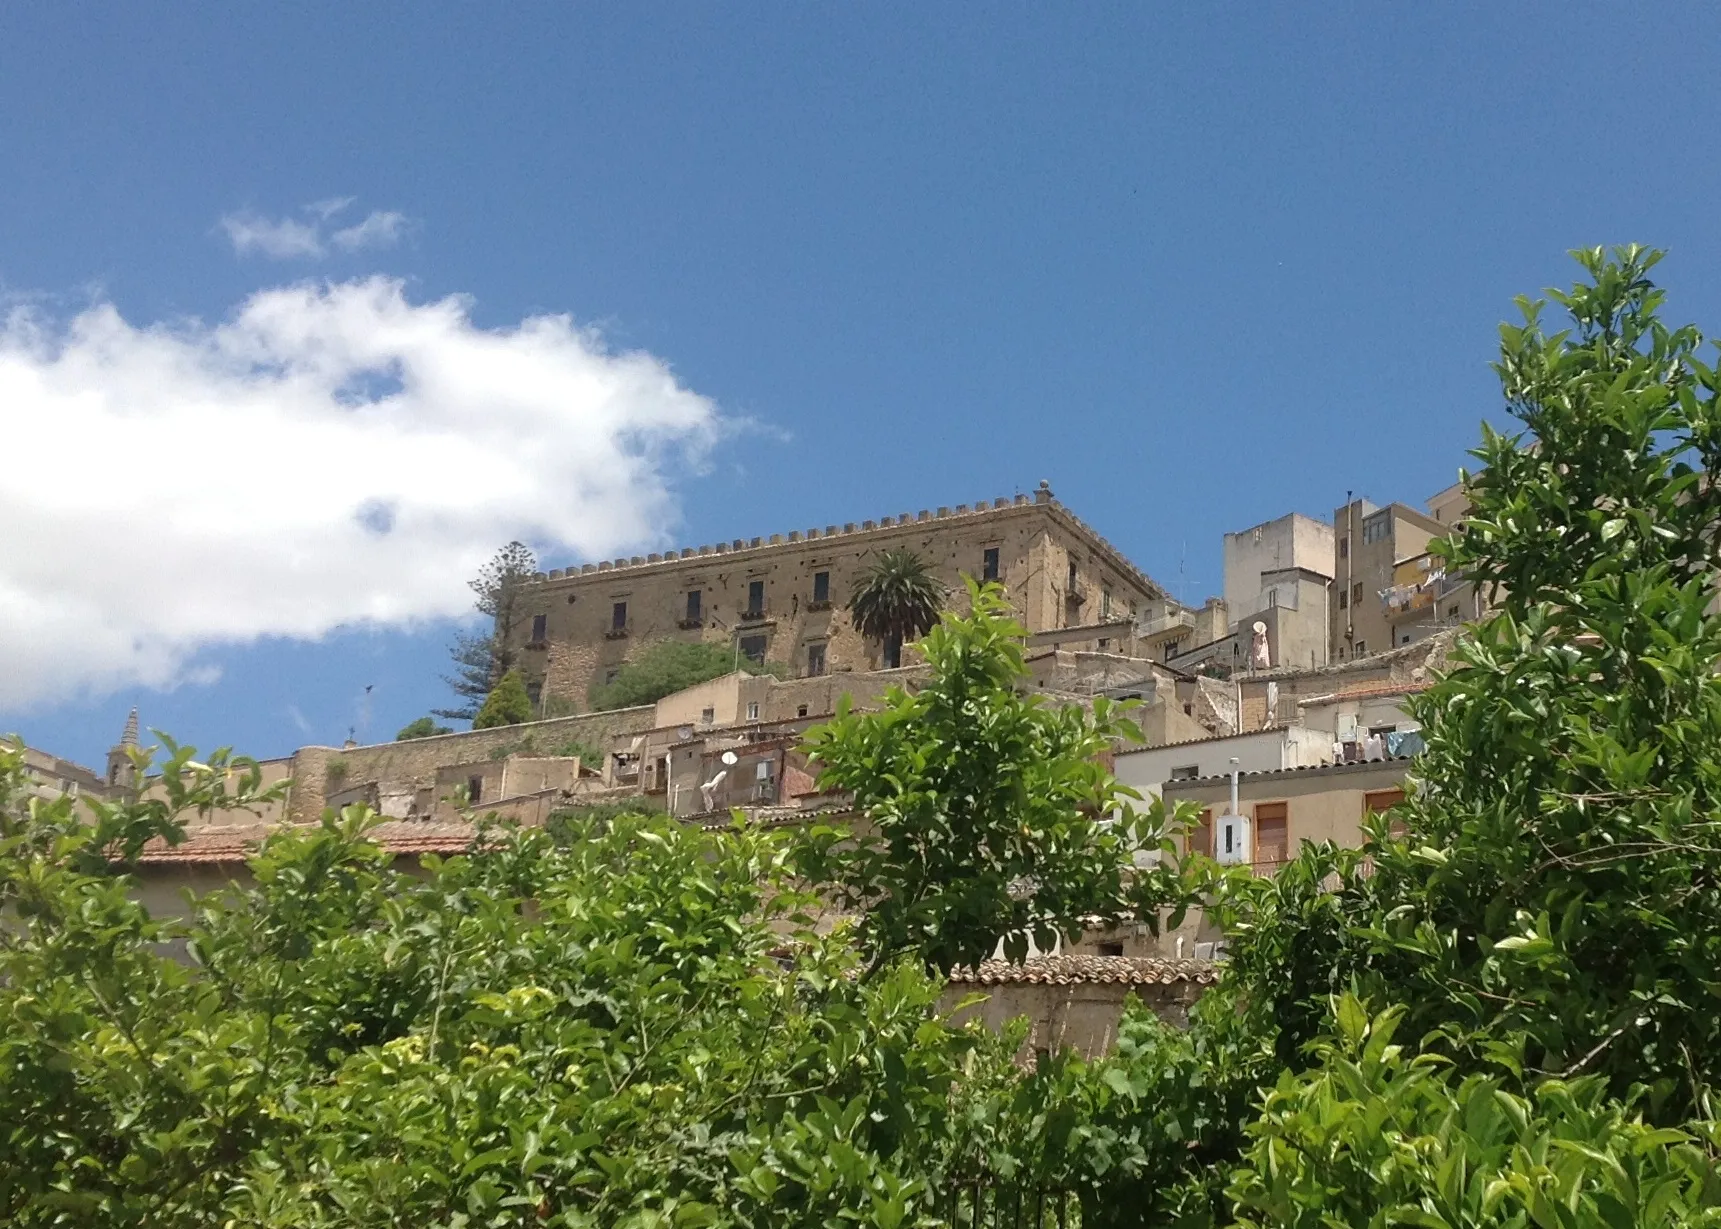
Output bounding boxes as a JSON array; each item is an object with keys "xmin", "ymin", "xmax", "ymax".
[
  {"xmin": 507, "ymin": 483, "xmax": 1166, "ymax": 714},
  {"xmin": 941, "ymin": 955, "xmax": 1216, "ymax": 1059},
  {"xmin": 1163, "ymin": 756, "xmax": 1411, "ymax": 875}
]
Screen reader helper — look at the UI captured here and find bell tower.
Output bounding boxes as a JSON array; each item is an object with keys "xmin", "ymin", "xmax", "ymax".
[{"xmin": 105, "ymin": 707, "xmax": 140, "ymax": 795}]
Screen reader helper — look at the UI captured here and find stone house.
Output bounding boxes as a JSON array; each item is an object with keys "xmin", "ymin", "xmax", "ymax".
[{"xmin": 506, "ymin": 483, "xmax": 1166, "ymax": 714}]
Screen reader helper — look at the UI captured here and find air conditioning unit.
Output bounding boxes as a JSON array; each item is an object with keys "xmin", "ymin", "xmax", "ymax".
[{"xmin": 1215, "ymin": 812, "xmax": 1251, "ymax": 865}]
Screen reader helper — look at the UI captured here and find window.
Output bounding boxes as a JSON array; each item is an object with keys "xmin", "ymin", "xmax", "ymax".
[
  {"xmin": 530, "ymin": 613, "xmax": 547, "ymax": 641},
  {"xmin": 1352, "ymin": 581, "xmax": 1364, "ymax": 603},
  {"xmin": 1169, "ymin": 765, "xmax": 1200, "ymax": 781},
  {"xmin": 1097, "ymin": 638, "xmax": 1109, "ymax": 650},
  {"xmin": 1448, "ymin": 603, "xmax": 1460, "ymax": 618},
  {"xmin": 1365, "ymin": 788, "xmax": 1409, "ymax": 838},
  {"xmin": 746, "ymin": 579, "xmax": 765, "ymax": 617},
  {"xmin": 812, "ymin": 570, "xmax": 830, "ymax": 604},
  {"xmin": 807, "ymin": 642, "xmax": 826, "ymax": 676},
  {"xmin": 466, "ymin": 775, "xmax": 483, "ymax": 805},
  {"xmin": 526, "ymin": 680, "xmax": 542, "ymax": 708},
  {"xmin": 1354, "ymin": 639, "xmax": 1366, "ymax": 655},
  {"xmin": 1101, "ymin": 587, "xmax": 1113, "ymax": 618},
  {"xmin": 1400, "ymin": 634, "xmax": 1411, "ymax": 645},
  {"xmin": 685, "ymin": 590, "xmax": 702, "ymax": 623},
  {"xmin": 700, "ymin": 706, "xmax": 715, "ymax": 725},
  {"xmin": 740, "ymin": 633, "xmax": 767, "ymax": 665},
  {"xmin": 1338, "ymin": 588, "xmax": 1349, "ymax": 610},
  {"xmin": 605, "ymin": 667, "xmax": 620, "ymax": 685},
  {"xmin": 611, "ymin": 601, "xmax": 627, "ymax": 630},
  {"xmin": 1067, "ymin": 559, "xmax": 1078, "ymax": 589},
  {"xmin": 1338, "ymin": 535, "xmax": 1349, "ymax": 559},
  {"xmin": 1362, "ymin": 513, "xmax": 1391, "ymax": 545},
  {"xmin": 1095, "ymin": 941, "xmax": 1125, "ymax": 958},
  {"xmin": 796, "ymin": 704, "xmax": 809, "ymax": 718},
  {"xmin": 982, "ymin": 547, "xmax": 1000, "ymax": 582},
  {"xmin": 746, "ymin": 701, "xmax": 760, "ymax": 721}
]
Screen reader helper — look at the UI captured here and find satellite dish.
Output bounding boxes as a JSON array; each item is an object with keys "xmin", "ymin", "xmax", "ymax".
[{"xmin": 721, "ymin": 750, "xmax": 739, "ymax": 766}]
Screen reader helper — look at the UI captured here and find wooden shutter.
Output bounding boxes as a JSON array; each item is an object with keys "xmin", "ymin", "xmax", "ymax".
[{"xmin": 1254, "ymin": 801, "xmax": 1288, "ymax": 871}]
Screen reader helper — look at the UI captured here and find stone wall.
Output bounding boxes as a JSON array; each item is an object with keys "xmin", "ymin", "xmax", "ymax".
[
  {"xmin": 284, "ymin": 707, "xmax": 656, "ymax": 822},
  {"xmin": 509, "ymin": 490, "xmax": 1164, "ymax": 713}
]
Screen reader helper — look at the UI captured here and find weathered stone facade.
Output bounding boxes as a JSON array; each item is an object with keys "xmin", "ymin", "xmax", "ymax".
[{"xmin": 510, "ymin": 486, "xmax": 1165, "ymax": 713}]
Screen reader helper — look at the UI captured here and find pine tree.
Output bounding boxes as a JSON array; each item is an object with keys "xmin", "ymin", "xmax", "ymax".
[
  {"xmin": 472, "ymin": 669, "xmax": 534, "ymax": 730},
  {"xmin": 436, "ymin": 542, "xmax": 538, "ymax": 721}
]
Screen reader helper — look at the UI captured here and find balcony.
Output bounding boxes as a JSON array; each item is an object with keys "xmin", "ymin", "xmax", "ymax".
[
  {"xmin": 1139, "ymin": 609, "xmax": 1196, "ymax": 640},
  {"xmin": 603, "ymin": 626, "xmax": 630, "ymax": 640}
]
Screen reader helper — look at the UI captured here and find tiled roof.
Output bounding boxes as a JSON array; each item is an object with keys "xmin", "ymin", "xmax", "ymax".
[
  {"xmin": 136, "ymin": 820, "xmax": 495, "ymax": 865},
  {"xmin": 947, "ymin": 954, "xmax": 1218, "ymax": 987},
  {"xmin": 1161, "ymin": 754, "xmax": 1415, "ymax": 790}
]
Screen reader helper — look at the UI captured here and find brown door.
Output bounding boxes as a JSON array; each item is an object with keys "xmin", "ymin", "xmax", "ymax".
[{"xmin": 1254, "ymin": 802, "xmax": 1288, "ymax": 873}]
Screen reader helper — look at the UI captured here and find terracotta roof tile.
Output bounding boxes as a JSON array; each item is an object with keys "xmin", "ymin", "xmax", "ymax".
[
  {"xmin": 136, "ymin": 820, "xmax": 497, "ymax": 865},
  {"xmin": 947, "ymin": 954, "xmax": 1217, "ymax": 987}
]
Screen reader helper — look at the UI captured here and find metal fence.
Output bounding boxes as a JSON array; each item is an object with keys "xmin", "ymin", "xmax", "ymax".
[{"xmin": 942, "ymin": 1180, "xmax": 1080, "ymax": 1227}]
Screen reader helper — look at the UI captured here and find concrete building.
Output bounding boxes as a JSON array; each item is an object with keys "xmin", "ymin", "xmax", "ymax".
[
  {"xmin": 1114, "ymin": 725, "xmax": 1334, "ymax": 804},
  {"xmin": 1163, "ymin": 756, "xmax": 1411, "ymax": 874},
  {"xmin": 1331, "ymin": 498, "xmax": 1446, "ymax": 662},
  {"xmin": 506, "ymin": 484, "xmax": 1166, "ymax": 714}
]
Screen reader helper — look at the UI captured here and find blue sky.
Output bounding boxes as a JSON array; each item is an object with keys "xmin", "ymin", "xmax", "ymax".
[{"xmin": 5, "ymin": 5, "xmax": 1720, "ymax": 769}]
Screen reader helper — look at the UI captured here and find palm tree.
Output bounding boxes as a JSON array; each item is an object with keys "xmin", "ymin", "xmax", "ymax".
[{"xmin": 847, "ymin": 548, "xmax": 945, "ymax": 669}]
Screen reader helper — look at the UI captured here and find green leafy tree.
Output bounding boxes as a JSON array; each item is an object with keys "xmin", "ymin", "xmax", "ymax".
[
  {"xmin": 471, "ymin": 667, "xmax": 533, "ymax": 729},
  {"xmin": 395, "ymin": 716, "xmax": 453, "ymax": 741},
  {"xmin": 437, "ymin": 541, "xmax": 538, "ymax": 722},
  {"xmin": 847, "ymin": 547, "xmax": 945, "ymax": 669},
  {"xmin": 0, "ymin": 739, "xmax": 1029, "ymax": 1227},
  {"xmin": 800, "ymin": 580, "xmax": 1164, "ymax": 977},
  {"xmin": 587, "ymin": 639, "xmax": 780, "ymax": 712}
]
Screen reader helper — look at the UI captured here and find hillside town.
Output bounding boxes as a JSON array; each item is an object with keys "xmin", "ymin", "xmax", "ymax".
[{"xmin": 16, "ymin": 475, "xmax": 1480, "ymax": 1056}]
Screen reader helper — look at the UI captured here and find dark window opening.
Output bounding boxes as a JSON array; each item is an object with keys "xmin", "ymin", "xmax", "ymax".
[
  {"xmin": 685, "ymin": 590, "xmax": 702, "ymax": 622},
  {"xmin": 1338, "ymin": 589, "xmax": 1349, "ymax": 610},
  {"xmin": 526, "ymin": 680, "xmax": 542, "ymax": 708},
  {"xmin": 1339, "ymin": 535, "xmax": 1349, "ymax": 559},
  {"xmin": 807, "ymin": 642, "xmax": 826, "ymax": 676},
  {"xmin": 740, "ymin": 634, "xmax": 767, "ymax": 665},
  {"xmin": 1067, "ymin": 559, "xmax": 1078, "ymax": 590},
  {"xmin": 1352, "ymin": 582, "xmax": 1364, "ymax": 603},
  {"xmin": 466, "ymin": 775, "xmax": 483, "ymax": 805},
  {"xmin": 982, "ymin": 547, "xmax": 1000, "ymax": 582},
  {"xmin": 746, "ymin": 580, "xmax": 765, "ymax": 617},
  {"xmin": 611, "ymin": 601, "xmax": 627, "ymax": 630},
  {"xmin": 1169, "ymin": 765, "xmax": 1200, "ymax": 781},
  {"xmin": 812, "ymin": 571, "xmax": 830, "ymax": 604},
  {"xmin": 530, "ymin": 613, "xmax": 547, "ymax": 641},
  {"xmin": 1095, "ymin": 941, "xmax": 1125, "ymax": 958},
  {"xmin": 796, "ymin": 704, "xmax": 809, "ymax": 718}
]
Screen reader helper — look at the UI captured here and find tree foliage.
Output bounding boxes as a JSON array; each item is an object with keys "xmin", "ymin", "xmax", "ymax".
[
  {"xmin": 472, "ymin": 667, "xmax": 534, "ymax": 730},
  {"xmin": 1001, "ymin": 247, "xmax": 1721, "ymax": 1223},
  {"xmin": 395, "ymin": 715, "xmax": 453, "ymax": 740},
  {"xmin": 847, "ymin": 548, "xmax": 944, "ymax": 669},
  {"xmin": 437, "ymin": 541, "xmax": 538, "ymax": 721},
  {"xmin": 587, "ymin": 640, "xmax": 781, "ymax": 712},
  {"xmin": 800, "ymin": 580, "xmax": 1168, "ymax": 977},
  {"xmin": 0, "ymin": 743, "xmax": 1030, "ymax": 1227}
]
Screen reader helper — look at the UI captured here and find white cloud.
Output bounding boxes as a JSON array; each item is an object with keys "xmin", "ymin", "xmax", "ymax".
[
  {"xmin": 331, "ymin": 210, "xmax": 408, "ymax": 252},
  {"xmin": 218, "ymin": 201, "xmax": 410, "ymax": 259},
  {"xmin": 0, "ymin": 278, "xmax": 723, "ymax": 711},
  {"xmin": 220, "ymin": 211, "xmax": 326, "ymax": 259}
]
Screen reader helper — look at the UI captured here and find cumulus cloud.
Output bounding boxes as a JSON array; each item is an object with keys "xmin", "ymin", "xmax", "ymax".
[
  {"xmin": 0, "ymin": 278, "xmax": 723, "ymax": 710},
  {"xmin": 219, "ymin": 201, "xmax": 410, "ymax": 259}
]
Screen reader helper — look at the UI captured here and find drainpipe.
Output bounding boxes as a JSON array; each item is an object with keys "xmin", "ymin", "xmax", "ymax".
[
  {"xmin": 1229, "ymin": 756, "xmax": 1240, "ymax": 820},
  {"xmin": 1345, "ymin": 491, "xmax": 1355, "ymax": 653}
]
